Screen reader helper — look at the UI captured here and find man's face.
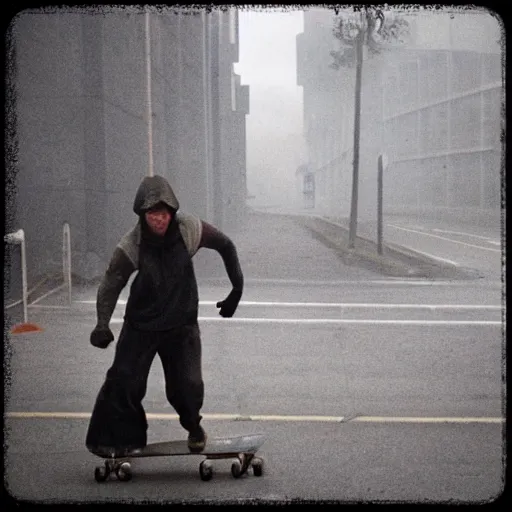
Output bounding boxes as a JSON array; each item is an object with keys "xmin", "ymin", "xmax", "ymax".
[{"xmin": 145, "ymin": 205, "xmax": 172, "ymax": 236}]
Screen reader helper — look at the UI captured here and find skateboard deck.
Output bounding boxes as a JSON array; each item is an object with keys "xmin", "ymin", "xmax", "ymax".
[{"xmin": 93, "ymin": 433, "xmax": 265, "ymax": 482}]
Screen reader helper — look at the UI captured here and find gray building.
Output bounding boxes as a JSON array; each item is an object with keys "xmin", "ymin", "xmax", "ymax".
[
  {"xmin": 5, "ymin": 7, "xmax": 249, "ymax": 295},
  {"xmin": 296, "ymin": 7, "xmax": 502, "ymax": 227}
]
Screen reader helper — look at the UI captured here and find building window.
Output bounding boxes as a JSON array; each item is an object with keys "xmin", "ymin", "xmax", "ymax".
[
  {"xmin": 450, "ymin": 95, "xmax": 481, "ymax": 150},
  {"xmin": 229, "ymin": 8, "xmax": 236, "ymax": 45},
  {"xmin": 482, "ymin": 87, "xmax": 501, "ymax": 148},
  {"xmin": 399, "ymin": 60, "xmax": 418, "ymax": 110},
  {"xmin": 449, "ymin": 153, "xmax": 481, "ymax": 207},
  {"xmin": 429, "ymin": 51, "xmax": 449, "ymax": 101},
  {"xmin": 452, "ymin": 51, "xmax": 481, "ymax": 95},
  {"xmin": 231, "ymin": 65, "xmax": 236, "ymax": 111}
]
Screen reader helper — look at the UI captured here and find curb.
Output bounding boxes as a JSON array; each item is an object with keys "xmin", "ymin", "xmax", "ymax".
[{"xmin": 249, "ymin": 210, "xmax": 479, "ymax": 280}]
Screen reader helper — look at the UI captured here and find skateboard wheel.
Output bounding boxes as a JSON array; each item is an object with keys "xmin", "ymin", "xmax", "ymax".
[
  {"xmin": 252, "ymin": 457, "xmax": 264, "ymax": 477},
  {"xmin": 199, "ymin": 460, "xmax": 213, "ymax": 481},
  {"xmin": 231, "ymin": 459, "xmax": 242, "ymax": 478},
  {"xmin": 94, "ymin": 465, "xmax": 109, "ymax": 483},
  {"xmin": 116, "ymin": 462, "xmax": 132, "ymax": 482}
]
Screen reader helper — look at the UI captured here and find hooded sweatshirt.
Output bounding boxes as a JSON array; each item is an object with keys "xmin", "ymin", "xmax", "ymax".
[
  {"xmin": 94, "ymin": 175, "xmax": 243, "ymax": 333},
  {"xmin": 124, "ymin": 176, "xmax": 198, "ymax": 330}
]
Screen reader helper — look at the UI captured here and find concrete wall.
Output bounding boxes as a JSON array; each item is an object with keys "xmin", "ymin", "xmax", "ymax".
[
  {"xmin": 295, "ymin": 7, "xmax": 503, "ymax": 230},
  {"xmin": 6, "ymin": 7, "xmax": 248, "ymax": 295},
  {"xmin": 11, "ymin": 12, "xmax": 94, "ymax": 285}
]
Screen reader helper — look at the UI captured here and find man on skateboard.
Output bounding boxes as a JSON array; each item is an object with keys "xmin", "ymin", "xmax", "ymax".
[{"xmin": 85, "ymin": 175, "xmax": 244, "ymax": 457}]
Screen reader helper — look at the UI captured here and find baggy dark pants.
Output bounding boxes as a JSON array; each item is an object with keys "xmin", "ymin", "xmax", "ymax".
[{"xmin": 85, "ymin": 321, "xmax": 203, "ymax": 456}]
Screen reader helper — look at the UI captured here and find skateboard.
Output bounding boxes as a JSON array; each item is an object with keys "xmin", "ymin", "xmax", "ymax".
[{"xmin": 93, "ymin": 433, "xmax": 265, "ymax": 482}]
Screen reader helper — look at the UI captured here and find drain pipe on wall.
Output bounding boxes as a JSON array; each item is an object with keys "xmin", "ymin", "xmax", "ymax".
[{"xmin": 145, "ymin": 9, "xmax": 154, "ymax": 177}]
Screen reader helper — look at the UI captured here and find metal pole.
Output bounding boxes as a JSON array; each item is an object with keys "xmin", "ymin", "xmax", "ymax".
[
  {"xmin": 348, "ymin": 22, "xmax": 364, "ymax": 248},
  {"xmin": 63, "ymin": 223, "xmax": 72, "ymax": 307},
  {"xmin": 145, "ymin": 10, "xmax": 154, "ymax": 177},
  {"xmin": 5, "ymin": 229, "xmax": 28, "ymax": 322},
  {"xmin": 20, "ymin": 234, "xmax": 28, "ymax": 323},
  {"xmin": 377, "ymin": 155, "xmax": 383, "ymax": 255}
]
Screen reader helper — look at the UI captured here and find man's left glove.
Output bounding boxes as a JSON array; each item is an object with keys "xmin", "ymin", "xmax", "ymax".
[
  {"xmin": 90, "ymin": 325, "xmax": 114, "ymax": 349},
  {"xmin": 216, "ymin": 289, "xmax": 242, "ymax": 318}
]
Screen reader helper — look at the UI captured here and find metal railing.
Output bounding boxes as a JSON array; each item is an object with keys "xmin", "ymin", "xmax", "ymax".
[
  {"xmin": 4, "ymin": 229, "xmax": 28, "ymax": 323},
  {"xmin": 4, "ymin": 223, "xmax": 72, "ymax": 321}
]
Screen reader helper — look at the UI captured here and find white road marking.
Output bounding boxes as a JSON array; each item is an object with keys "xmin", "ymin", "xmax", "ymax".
[
  {"xmin": 387, "ymin": 224, "xmax": 501, "ymax": 253},
  {"xmin": 28, "ymin": 305, "xmax": 71, "ymax": 309},
  {"xmin": 432, "ymin": 228, "xmax": 500, "ymax": 244},
  {"xmin": 82, "ymin": 278, "xmax": 505, "ymax": 288},
  {"xmin": 5, "ymin": 412, "xmax": 504, "ymax": 424},
  {"xmin": 77, "ymin": 299, "xmax": 126, "ymax": 304},
  {"xmin": 202, "ymin": 278, "xmax": 485, "ymax": 287},
  {"xmin": 75, "ymin": 300, "xmax": 501, "ymax": 310},
  {"xmin": 200, "ymin": 301, "xmax": 502, "ymax": 310},
  {"xmin": 107, "ymin": 317, "xmax": 502, "ymax": 326}
]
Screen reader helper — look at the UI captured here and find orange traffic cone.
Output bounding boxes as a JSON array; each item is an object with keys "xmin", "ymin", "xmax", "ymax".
[{"xmin": 10, "ymin": 323, "xmax": 44, "ymax": 334}]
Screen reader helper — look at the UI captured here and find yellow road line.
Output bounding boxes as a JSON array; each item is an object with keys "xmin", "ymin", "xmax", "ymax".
[
  {"xmin": 5, "ymin": 412, "xmax": 93, "ymax": 419},
  {"xmin": 352, "ymin": 416, "xmax": 504, "ymax": 424},
  {"xmin": 4, "ymin": 412, "xmax": 504, "ymax": 424}
]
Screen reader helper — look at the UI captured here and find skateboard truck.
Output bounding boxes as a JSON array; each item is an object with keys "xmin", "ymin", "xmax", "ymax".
[
  {"xmin": 94, "ymin": 453, "xmax": 264, "ymax": 482},
  {"xmin": 92, "ymin": 434, "xmax": 265, "ymax": 482},
  {"xmin": 95, "ymin": 458, "xmax": 133, "ymax": 482}
]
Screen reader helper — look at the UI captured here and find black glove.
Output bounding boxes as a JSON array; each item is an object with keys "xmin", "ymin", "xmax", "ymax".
[
  {"xmin": 90, "ymin": 325, "xmax": 114, "ymax": 349},
  {"xmin": 216, "ymin": 289, "xmax": 242, "ymax": 318}
]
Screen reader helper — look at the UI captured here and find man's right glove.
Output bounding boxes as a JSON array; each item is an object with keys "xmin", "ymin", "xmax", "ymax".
[{"xmin": 90, "ymin": 325, "xmax": 114, "ymax": 349}]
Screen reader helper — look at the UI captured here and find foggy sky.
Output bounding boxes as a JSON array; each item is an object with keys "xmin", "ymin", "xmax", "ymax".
[
  {"xmin": 233, "ymin": 6, "xmax": 502, "ymax": 208},
  {"xmin": 235, "ymin": 8, "xmax": 305, "ymax": 207}
]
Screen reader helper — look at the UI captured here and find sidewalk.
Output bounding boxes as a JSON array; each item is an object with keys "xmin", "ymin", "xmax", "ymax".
[{"xmin": 192, "ymin": 209, "xmax": 381, "ymax": 283}]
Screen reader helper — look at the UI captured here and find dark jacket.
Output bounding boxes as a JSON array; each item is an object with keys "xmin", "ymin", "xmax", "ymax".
[{"xmin": 95, "ymin": 175, "xmax": 243, "ymax": 332}]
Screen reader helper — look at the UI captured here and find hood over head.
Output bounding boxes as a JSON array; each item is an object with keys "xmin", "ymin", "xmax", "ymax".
[{"xmin": 133, "ymin": 175, "xmax": 180, "ymax": 215}]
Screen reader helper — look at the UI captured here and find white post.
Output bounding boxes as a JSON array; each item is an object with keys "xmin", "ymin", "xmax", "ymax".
[
  {"xmin": 447, "ymin": 52, "xmax": 453, "ymax": 210},
  {"xmin": 4, "ymin": 229, "xmax": 28, "ymax": 323},
  {"xmin": 20, "ymin": 233, "xmax": 28, "ymax": 323},
  {"xmin": 416, "ymin": 58, "xmax": 421, "ymax": 221},
  {"xmin": 63, "ymin": 223, "xmax": 72, "ymax": 307},
  {"xmin": 479, "ymin": 55, "xmax": 485, "ymax": 209},
  {"xmin": 145, "ymin": 10, "xmax": 154, "ymax": 177}
]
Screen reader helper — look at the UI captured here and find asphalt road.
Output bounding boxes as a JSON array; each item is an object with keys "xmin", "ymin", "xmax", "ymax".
[{"xmin": 4, "ymin": 212, "xmax": 505, "ymax": 505}]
